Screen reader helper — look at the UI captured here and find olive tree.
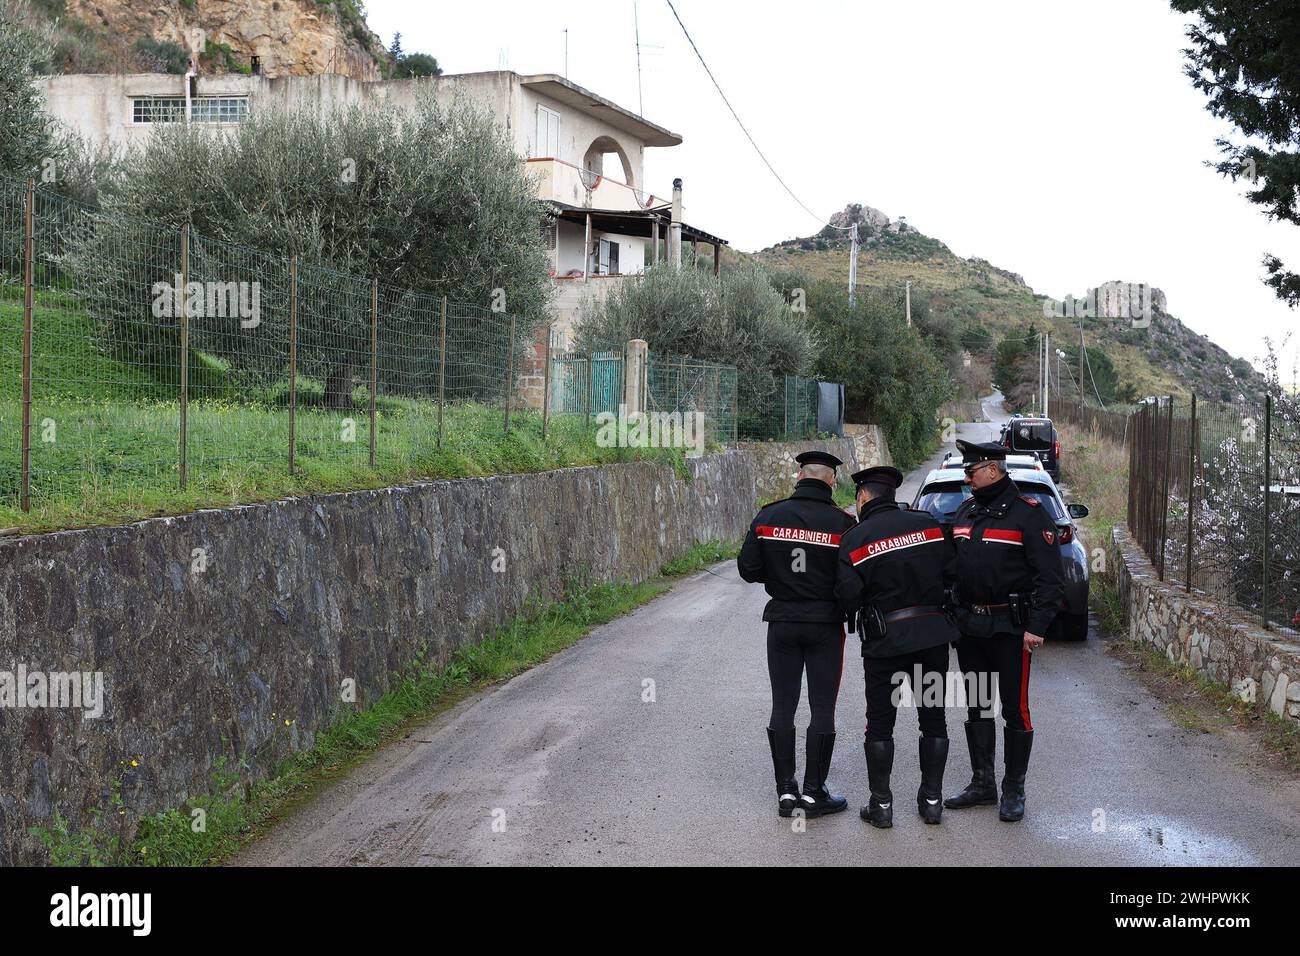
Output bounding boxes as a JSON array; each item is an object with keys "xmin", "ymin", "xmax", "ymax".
[
  {"xmin": 0, "ymin": 1, "xmax": 56, "ymax": 181},
  {"xmin": 67, "ymin": 92, "xmax": 552, "ymax": 404}
]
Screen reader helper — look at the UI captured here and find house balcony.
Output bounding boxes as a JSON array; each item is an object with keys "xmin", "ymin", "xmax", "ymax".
[{"xmin": 526, "ymin": 157, "xmax": 669, "ymax": 213}]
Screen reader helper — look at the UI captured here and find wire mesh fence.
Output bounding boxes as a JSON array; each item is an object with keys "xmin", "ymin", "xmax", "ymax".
[
  {"xmin": 1, "ymin": 173, "xmax": 844, "ymax": 522},
  {"xmin": 1127, "ymin": 393, "xmax": 1300, "ymax": 630},
  {"xmin": 1053, "ymin": 395, "xmax": 1130, "ymax": 446},
  {"xmin": 735, "ymin": 372, "xmax": 819, "ymax": 441},
  {"xmin": 0, "ymin": 175, "xmax": 535, "ymax": 517},
  {"xmin": 646, "ymin": 352, "xmax": 737, "ymax": 444},
  {"xmin": 547, "ymin": 349, "xmax": 820, "ymax": 447}
]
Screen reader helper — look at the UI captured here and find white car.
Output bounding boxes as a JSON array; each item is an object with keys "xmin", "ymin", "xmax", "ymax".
[
  {"xmin": 910, "ymin": 467, "xmax": 1091, "ymax": 640},
  {"xmin": 940, "ymin": 451, "xmax": 1043, "ymax": 472}
]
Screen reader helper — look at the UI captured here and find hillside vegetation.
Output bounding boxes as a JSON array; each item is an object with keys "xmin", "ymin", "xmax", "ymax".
[{"xmin": 750, "ymin": 208, "xmax": 1263, "ymax": 407}]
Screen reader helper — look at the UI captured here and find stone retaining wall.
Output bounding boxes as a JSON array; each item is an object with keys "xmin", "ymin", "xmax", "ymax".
[
  {"xmin": 0, "ymin": 452, "xmax": 754, "ymax": 865},
  {"xmin": 734, "ymin": 425, "xmax": 892, "ymax": 505},
  {"xmin": 1112, "ymin": 525, "xmax": 1300, "ymax": 723}
]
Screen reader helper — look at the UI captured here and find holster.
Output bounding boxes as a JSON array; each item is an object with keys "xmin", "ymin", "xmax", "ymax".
[
  {"xmin": 859, "ymin": 604, "xmax": 887, "ymax": 649},
  {"xmin": 1007, "ymin": 592, "xmax": 1032, "ymax": 628}
]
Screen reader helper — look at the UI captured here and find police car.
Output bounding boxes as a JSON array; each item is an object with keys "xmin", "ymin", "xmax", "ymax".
[
  {"xmin": 909, "ymin": 465, "xmax": 1090, "ymax": 640},
  {"xmin": 941, "ymin": 451, "xmax": 1043, "ymax": 472}
]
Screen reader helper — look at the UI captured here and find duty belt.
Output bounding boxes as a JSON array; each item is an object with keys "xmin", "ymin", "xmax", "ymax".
[
  {"xmin": 964, "ymin": 602, "xmax": 1010, "ymax": 616},
  {"xmin": 884, "ymin": 605, "xmax": 945, "ymax": 624}
]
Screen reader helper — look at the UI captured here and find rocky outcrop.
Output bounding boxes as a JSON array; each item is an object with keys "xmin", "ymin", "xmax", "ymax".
[{"xmin": 66, "ymin": 0, "xmax": 384, "ymax": 79}]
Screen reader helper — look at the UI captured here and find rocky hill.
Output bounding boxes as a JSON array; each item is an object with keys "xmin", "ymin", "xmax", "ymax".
[
  {"xmin": 751, "ymin": 206, "xmax": 1263, "ymax": 405},
  {"xmin": 28, "ymin": 0, "xmax": 385, "ymax": 78}
]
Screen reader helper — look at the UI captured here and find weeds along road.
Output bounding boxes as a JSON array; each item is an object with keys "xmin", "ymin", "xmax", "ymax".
[{"xmin": 234, "ymin": 394, "xmax": 1300, "ymax": 866}]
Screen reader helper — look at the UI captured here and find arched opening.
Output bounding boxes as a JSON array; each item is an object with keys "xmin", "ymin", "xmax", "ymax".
[{"xmin": 582, "ymin": 136, "xmax": 635, "ymax": 190}]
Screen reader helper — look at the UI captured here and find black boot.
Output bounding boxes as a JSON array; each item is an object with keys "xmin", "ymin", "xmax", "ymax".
[
  {"xmin": 917, "ymin": 735, "xmax": 949, "ymax": 824},
  {"xmin": 767, "ymin": 727, "xmax": 800, "ymax": 818},
  {"xmin": 800, "ymin": 731, "xmax": 848, "ymax": 817},
  {"xmin": 999, "ymin": 728, "xmax": 1034, "ymax": 822},
  {"xmin": 944, "ymin": 720, "xmax": 998, "ymax": 809},
  {"xmin": 860, "ymin": 739, "xmax": 894, "ymax": 828}
]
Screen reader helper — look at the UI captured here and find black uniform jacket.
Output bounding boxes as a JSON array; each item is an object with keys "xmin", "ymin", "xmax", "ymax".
[
  {"xmin": 738, "ymin": 479, "xmax": 857, "ymax": 623},
  {"xmin": 835, "ymin": 497, "xmax": 959, "ymax": 658},
  {"xmin": 950, "ymin": 476, "xmax": 1066, "ymax": 637}
]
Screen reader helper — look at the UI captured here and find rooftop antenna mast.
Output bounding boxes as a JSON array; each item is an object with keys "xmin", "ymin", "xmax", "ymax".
[
  {"xmin": 635, "ymin": 3, "xmax": 644, "ymax": 115},
  {"xmin": 564, "ymin": 28, "xmax": 569, "ymax": 79}
]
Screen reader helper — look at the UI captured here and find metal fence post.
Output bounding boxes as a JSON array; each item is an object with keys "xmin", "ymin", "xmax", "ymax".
[
  {"xmin": 541, "ymin": 322, "xmax": 552, "ymax": 441},
  {"xmin": 179, "ymin": 223, "xmax": 190, "ymax": 491},
  {"xmin": 369, "ymin": 278, "xmax": 378, "ymax": 468},
  {"xmin": 1185, "ymin": 393, "xmax": 1196, "ymax": 591},
  {"xmin": 503, "ymin": 313, "xmax": 515, "ymax": 433},
  {"xmin": 585, "ymin": 355, "xmax": 593, "ymax": 426},
  {"xmin": 1263, "ymin": 392, "xmax": 1272, "ymax": 629},
  {"xmin": 438, "ymin": 296, "xmax": 447, "ymax": 449},
  {"xmin": 20, "ymin": 179, "xmax": 34, "ymax": 512},
  {"xmin": 732, "ymin": 369, "xmax": 738, "ymax": 442},
  {"xmin": 783, "ymin": 375, "xmax": 790, "ymax": 439},
  {"xmin": 288, "ymin": 256, "xmax": 298, "ymax": 474},
  {"xmin": 1158, "ymin": 396, "xmax": 1173, "ymax": 580}
]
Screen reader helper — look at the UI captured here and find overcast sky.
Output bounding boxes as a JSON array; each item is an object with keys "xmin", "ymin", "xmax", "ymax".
[{"xmin": 367, "ymin": 0, "xmax": 1300, "ymax": 377}]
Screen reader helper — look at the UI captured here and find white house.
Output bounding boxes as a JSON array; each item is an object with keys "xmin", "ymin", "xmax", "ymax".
[{"xmin": 37, "ymin": 69, "xmax": 728, "ymax": 357}]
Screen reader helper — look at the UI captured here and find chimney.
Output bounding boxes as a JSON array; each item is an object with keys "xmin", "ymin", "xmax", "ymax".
[{"xmin": 670, "ymin": 178, "xmax": 683, "ymax": 270}]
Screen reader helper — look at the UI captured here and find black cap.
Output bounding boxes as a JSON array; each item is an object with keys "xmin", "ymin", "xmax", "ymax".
[
  {"xmin": 851, "ymin": 466, "xmax": 903, "ymax": 491},
  {"xmin": 956, "ymin": 439, "xmax": 1008, "ymax": 464},
  {"xmin": 795, "ymin": 450, "xmax": 843, "ymax": 469}
]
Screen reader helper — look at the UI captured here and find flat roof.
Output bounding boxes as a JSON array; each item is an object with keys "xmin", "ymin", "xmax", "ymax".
[
  {"xmin": 548, "ymin": 202, "xmax": 727, "ymax": 246},
  {"xmin": 519, "ymin": 74, "xmax": 683, "ymax": 147}
]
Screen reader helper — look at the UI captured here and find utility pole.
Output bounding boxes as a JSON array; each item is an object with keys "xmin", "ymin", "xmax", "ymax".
[
  {"xmin": 1043, "ymin": 330, "xmax": 1050, "ymax": 417},
  {"xmin": 1036, "ymin": 333, "xmax": 1043, "ymax": 415},
  {"xmin": 848, "ymin": 223, "xmax": 859, "ymax": 309},
  {"xmin": 1078, "ymin": 312, "xmax": 1085, "ymax": 403},
  {"xmin": 905, "ymin": 280, "xmax": 912, "ymax": 327}
]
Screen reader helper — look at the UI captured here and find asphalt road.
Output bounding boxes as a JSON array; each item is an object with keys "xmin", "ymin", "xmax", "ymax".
[{"xmin": 235, "ymin": 393, "xmax": 1300, "ymax": 866}]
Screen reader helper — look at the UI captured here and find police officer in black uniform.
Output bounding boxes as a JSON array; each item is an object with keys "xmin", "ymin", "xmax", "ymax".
[
  {"xmin": 835, "ymin": 466, "xmax": 959, "ymax": 828},
  {"xmin": 738, "ymin": 450, "xmax": 857, "ymax": 818},
  {"xmin": 944, "ymin": 439, "xmax": 1066, "ymax": 822}
]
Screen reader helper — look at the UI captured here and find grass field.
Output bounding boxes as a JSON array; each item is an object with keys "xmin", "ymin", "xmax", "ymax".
[{"xmin": 0, "ymin": 284, "xmax": 685, "ymax": 533}]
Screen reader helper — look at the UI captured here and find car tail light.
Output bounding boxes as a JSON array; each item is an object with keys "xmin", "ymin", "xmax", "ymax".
[
  {"xmin": 1057, "ymin": 524, "xmax": 1073, "ymax": 545},
  {"xmin": 1054, "ymin": 439, "xmax": 1060, "ymax": 459}
]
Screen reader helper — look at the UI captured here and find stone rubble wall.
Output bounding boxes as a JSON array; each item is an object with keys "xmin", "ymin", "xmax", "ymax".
[
  {"xmin": 1112, "ymin": 525, "xmax": 1300, "ymax": 723},
  {"xmin": 735, "ymin": 425, "xmax": 892, "ymax": 505},
  {"xmin": 0, "ymin": 434, "xmax": 890, "ymax": 865},
  {"xmin": 0, "ymin": 452, "xmax": 754, "ymax": 866}
]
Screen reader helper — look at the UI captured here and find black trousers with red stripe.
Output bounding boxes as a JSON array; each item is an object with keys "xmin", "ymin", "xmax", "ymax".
[
  {"xmin": 956, "ymin": 631, "xmax": 1033, "ymax": 731},
  {"xmin": 767, "ymin": 621, "xmax": 845, "ymax": 735}
]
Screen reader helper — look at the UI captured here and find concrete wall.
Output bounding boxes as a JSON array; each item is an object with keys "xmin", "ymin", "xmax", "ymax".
[
  {"xmin": 0, "ymin": 452, "xmax": 753, "ymax": 866},
  {"xmin": 1113, "ymin": 525, "xmax": 1300, "ymax": 724},
  {"xmin": 37, "ymin": 72, "xmax": 651, "ymax": 187}
]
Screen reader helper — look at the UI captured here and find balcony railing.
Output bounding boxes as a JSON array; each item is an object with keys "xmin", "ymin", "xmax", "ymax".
[{"xmin": 526, "ymin": 157, "xmax": 669, "ymax": 213}]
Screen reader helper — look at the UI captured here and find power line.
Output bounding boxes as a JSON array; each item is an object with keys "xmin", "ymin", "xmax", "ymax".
[{"xmin": 663, "ymin": 0, "xmax": 852, "ymax": 231}]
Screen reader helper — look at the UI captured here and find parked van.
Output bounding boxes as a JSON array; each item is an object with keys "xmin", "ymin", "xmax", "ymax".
[{"xmin": 1003, "ymin": 417, "xmax": 1060, "ymax": 480}]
